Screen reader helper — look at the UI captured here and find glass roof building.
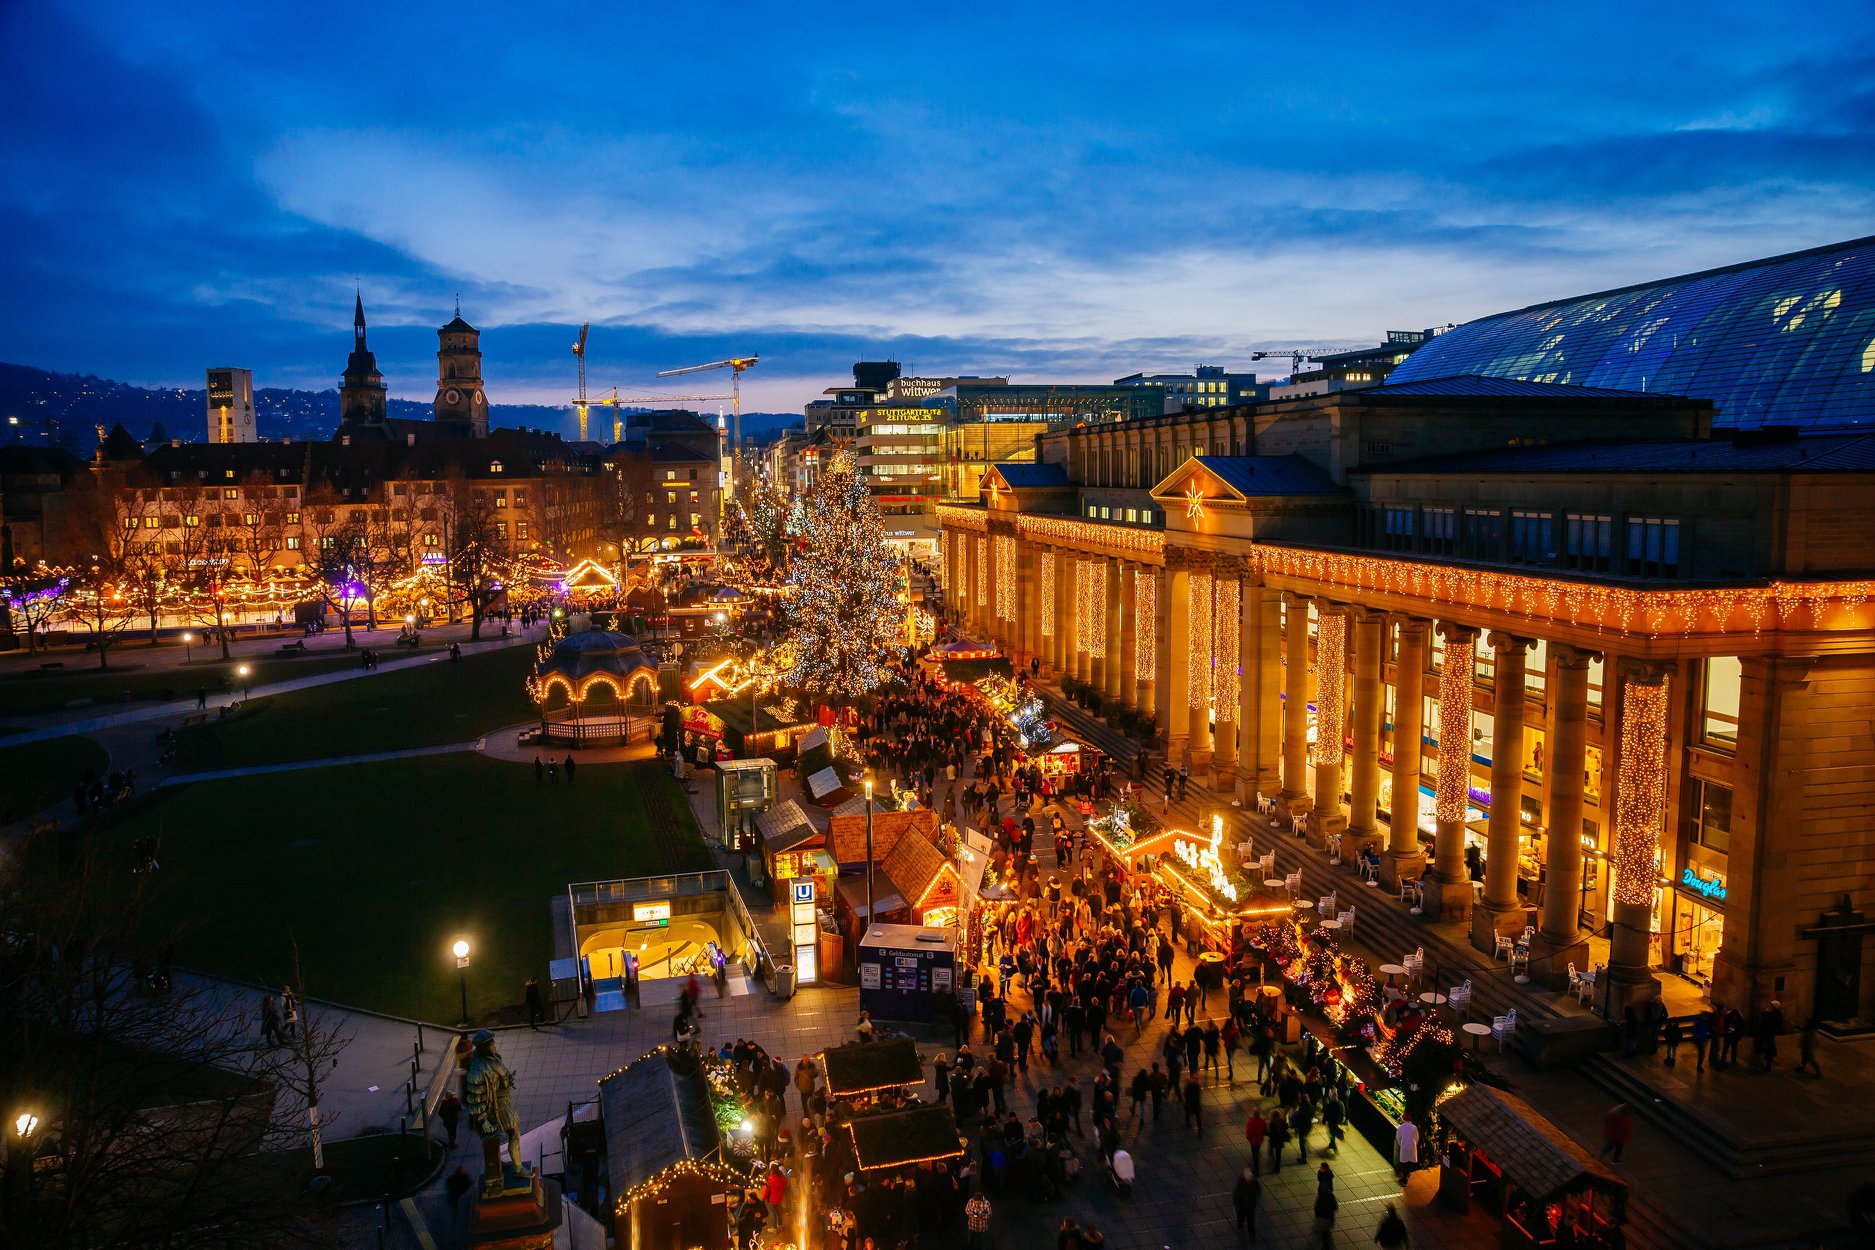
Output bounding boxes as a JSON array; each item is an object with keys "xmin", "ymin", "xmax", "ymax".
[{"xmin": 1387, "ymin": 235, "xmax": 1875, "ymax": 430}]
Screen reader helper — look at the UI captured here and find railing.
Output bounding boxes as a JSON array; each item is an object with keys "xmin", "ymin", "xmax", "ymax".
[{"xmin": 566, "ymin": 870, "xmax": 771, "ymax": 979}]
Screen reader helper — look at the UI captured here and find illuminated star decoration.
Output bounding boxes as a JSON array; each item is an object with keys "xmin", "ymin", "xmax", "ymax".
[{"xmin": 1186, "ymin": 485, "xmax": 1206, "ymax": 518}]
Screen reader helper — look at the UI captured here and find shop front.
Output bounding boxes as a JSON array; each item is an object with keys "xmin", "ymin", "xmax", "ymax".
[{"xmin": 1670, "ymin": 861, "xmax": 1726, "ymax": 987}]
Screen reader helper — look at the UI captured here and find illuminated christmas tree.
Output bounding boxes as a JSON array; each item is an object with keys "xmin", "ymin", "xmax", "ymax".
[{"xmin": 786, "ymin": 451, "xmax": 902, "ymax": 703}]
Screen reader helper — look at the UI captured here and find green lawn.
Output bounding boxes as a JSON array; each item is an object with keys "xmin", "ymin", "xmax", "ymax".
[
  {"xmin": 0, "ymin": 650, "xmax": 398, "ymax": 715},
  {"xmin": 0, "ymin": 734, "xmax": 110, "ymax": 823},
  {"xmin": 173, "ymin": 645, "xmax": 536, "ymax": 771},
  {"xmin": 94, "ymin": 754, "xmax": 712, "ymax": 1022}
]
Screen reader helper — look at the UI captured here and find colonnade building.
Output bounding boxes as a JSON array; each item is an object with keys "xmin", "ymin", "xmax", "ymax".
[{"xmin": 939, "ymin": 370, "xmax": 1875, "ymax": 1026}]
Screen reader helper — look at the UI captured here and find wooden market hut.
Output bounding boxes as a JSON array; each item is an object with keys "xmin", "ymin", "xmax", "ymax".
[
  {"xmin": 844, "ymin": 1103, "xmax": 966, "ymax": 1174},
  {"xmin": 820, "ymin": 1037, "xmax": 925, "ymax": 1103},
  {"xmin": 1434, "ymin": 1083, "xmax": 1629, "ymax": 1248},
  {"xmin": 600, "ymin": 1050, "xmax": 741, "ymax": 1250},
  {"xmin": 751, "ymin": 799, "xmax": 833, "ymax": 901},
  {"xmin": 880, "ymin": 825, "xmax": 964, "ymax": 927}
]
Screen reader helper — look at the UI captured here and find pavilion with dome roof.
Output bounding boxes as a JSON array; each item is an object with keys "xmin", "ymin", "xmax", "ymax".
[{"xmin": 530, "ymin": 628, "xmax": 661, "ymax": 743}]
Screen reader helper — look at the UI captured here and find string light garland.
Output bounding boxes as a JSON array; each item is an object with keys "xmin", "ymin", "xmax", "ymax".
[
  {"xmin": 975, "ymin": 536, "xmax": 987, "ymax": 607},
  {"xmin": 1088, "ymin": 559, "xmax": 1108, "ymax": 657},
  {"xmin": 1214, "ymin": 575, "xmax": 1240, "ymax": 712},
  {"xmin": 1312, "ymin": 610, "xmax": 1347, "ymax": 767},
  {"xmin": 1135, "ymin": 568, "xmax": 1156, "ymax": 681},
  {"xmin": 1187, "ymin": 570, "xmax": 1213, "ymax": 708},
  {"xmin": 1039, "ymin": 550, "xmax": 1055, "ymax": 637},
  {"xmin": 994, "ymin": 535, "xmax": 1015, "ymax": 622},
  {"xmin": 1435, "ymin": 627, "xmax": 1477, "ymax": 824},
  {"xmin": 1612, "ymin": 672, "xmax": 1670, "ymax": 907}
]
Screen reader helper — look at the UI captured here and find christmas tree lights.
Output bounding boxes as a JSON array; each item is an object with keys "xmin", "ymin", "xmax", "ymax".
[{"xmin": 785, "ymin": 452, "xmax": 903, "ymax": 702}]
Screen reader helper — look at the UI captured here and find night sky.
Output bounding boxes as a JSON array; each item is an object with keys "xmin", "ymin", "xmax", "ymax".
[{"xmin": 4, "ymin": 1, "xmax": 1872, "ymax": 415}]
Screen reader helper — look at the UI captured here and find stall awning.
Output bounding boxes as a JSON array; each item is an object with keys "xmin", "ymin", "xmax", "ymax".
[
  {"xmin": 756, "ymin": 800, "xmax": 821, "ymax": 854},
  {"xmin": 845, "ymin": 1103, "xmax": 965, "ymax": 1171},
  {"xmin": 1436, "ymin": 1084, "xmax": 1627, "ymax": 1205},
  {"xmin": 820, "ymin": 1037, "xmax": 924, "ymax": 1098}
]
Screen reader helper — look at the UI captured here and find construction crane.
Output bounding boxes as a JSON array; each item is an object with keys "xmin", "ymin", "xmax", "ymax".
[
  {"xmin": 1250, "ymin": 349, "xmax": 1315, "ymax": 380},
  {"xmin": 657, "ymin": 355, "xmax": 758, "ymax": 493},
  {"xmin": 566, "ymin": 387, "xmax": 733, "ymax": 444},
  {"xmin": 572, "ymin": 323, "xmax": 591, "ymax": 441}
]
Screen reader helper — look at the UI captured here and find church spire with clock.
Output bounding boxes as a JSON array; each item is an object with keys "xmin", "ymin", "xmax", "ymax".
[{"xmin": 433, "ymin": 298, "xmax": 489, "ymax": 438}]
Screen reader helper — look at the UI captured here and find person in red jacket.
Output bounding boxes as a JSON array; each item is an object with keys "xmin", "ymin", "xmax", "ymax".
[
  {"xmin": 1243, "ymin": 1108, "xmax": 1268, "ymax": 1174},
  {"xmin": 1600, "ymin": 1104, "xmax": 1633, "ymax": 1164},
  {"xmin": 763, "ymin": 1164, "xmax": 789, "ymax": 1224}
]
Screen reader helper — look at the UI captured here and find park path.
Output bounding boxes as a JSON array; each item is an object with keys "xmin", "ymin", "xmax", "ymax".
[{"xmin": 155, "ymin": 739, "xmax": 488, "ymax": 787}]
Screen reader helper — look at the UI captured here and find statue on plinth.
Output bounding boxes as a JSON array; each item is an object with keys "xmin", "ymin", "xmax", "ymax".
[{"xmin": 463, "ymin": 1029, "xmax": 525, "ymax": 1194}]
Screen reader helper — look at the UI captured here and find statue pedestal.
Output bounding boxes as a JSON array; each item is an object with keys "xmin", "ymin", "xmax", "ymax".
[{"xmin": 471, "ymin": 1166, "xmax": 563, "ymax": 1250}]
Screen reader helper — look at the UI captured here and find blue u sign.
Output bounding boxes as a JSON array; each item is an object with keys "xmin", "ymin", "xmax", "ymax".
[{"xmin": 793, "ymin": 880, "xmax": 816, "ymax": 904}]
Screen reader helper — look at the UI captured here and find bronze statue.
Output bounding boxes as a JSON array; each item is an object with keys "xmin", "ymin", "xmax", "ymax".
[{"xmin": 463, "ymin": 1029, "xmax": 523, "ymax": 1190}]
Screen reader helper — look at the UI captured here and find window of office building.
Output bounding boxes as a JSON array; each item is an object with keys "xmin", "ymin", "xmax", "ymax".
[
  {"xmin": 1382, "ymin": 506, "xmax": 1416, "ymax": 551},
  {"xmin": 1461, "ymin": 508, "xmax": 1502, "ymax": 560},
  {"xmin": 1510, "ymin": 510, "xmax": 1554, "ymax": 564},
  {"xmin": 1701, "ymin": 655, "xmax": 1742, "ymax": 748},
  {"xmin": 1424, "ymin": 507, "xmax": 1455, "ymax": 555},
  {"xmin": 1684, "ymin": 778, "xmax": 1733, "ymax": 856},
  {"xmin": 1564, "ymin": 512, "xmax": 1613, "ymax": 572},
  {"xmin": 1626, "ymin": 516, "xmax": 1680, "ymax": 577}
]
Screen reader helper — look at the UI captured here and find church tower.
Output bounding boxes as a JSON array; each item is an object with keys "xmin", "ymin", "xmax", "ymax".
[
  {"xmin": 338, "ymin": 293, "xmax": 388, "ymax": 429},
  {"xmin": 433, "ymin": 302, "xmax": 489, "ymax": 438}
]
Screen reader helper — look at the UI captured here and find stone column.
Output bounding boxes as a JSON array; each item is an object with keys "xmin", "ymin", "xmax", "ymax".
[
  {"xmin": 1071, "ymin": 555, "xmax": 1092, "ymax": 684},
  {"xmin": 1052, "ymin": 549, "xmax": 1072, "ymax": 675},
  {"xmin": 1279, "ymin": 593, "xmax": 1313, "ymax": 823},
  {"xmin": 1103, "ymin": 556, "xmax": 1125, "ymax": 702},
  {"xmin": 1162, "ymin": 566, "xmax": 1192, "ymax": 764},
  {"xmin": 1251, "ymin": 586, "xmax": 1283, "ymax": 800},
  {"xmin": 1014, "ymin": 540, "xmax": 1037, "ymax": 667},
  {"xmin": 1133, "ymin": 565, "xmax": 1159, "ymax": 718},
  {"xmin": 1602, "ymin": 663, "xmax": 1669, "ymax": 1015},
  {"xmin": 1116, "ymin": 562, "xmax": 1138, "ymax": 708},
  {"xmin": 1184, "ymin": 568, "xmax": 1215, "ymax": 771},
  {"xmin": 1472, "ymin": 632, "xmax": 1535, "ymax": 952},
  {"xmin": 1210, "ymin": 574, "xmax": 1240, "ymax": 790},
  {"xmin": 1381, "ymin": 618, "xmax": 1430, "ymax": 889},
  {"xmin": 1310, "ymin": 606, "xmax": 1348, "ymax": 842},
  {"xmin": 1531, "ymin": 644, "xmax": 1597, "ymax": 987},
  {"xmin": 1420, "ymin": 622, "xmax": 1477, "ymax": 924},
  {"xmin": 1346, "ymin": 611, "xmax": 1385, "ymax": 846}
]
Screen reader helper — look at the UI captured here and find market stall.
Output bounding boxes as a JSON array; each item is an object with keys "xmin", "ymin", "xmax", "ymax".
[
  {"xmin": 1151, "ymin": 817, "xmax": 1295, "ymax": 950},
  {"xmin": 819, "ymin": 1037, "xmax": 925, "ymax": 1106},
  {"xmin": 751, "ymin": 800, "xmax": 836, "ymax": 903},
  {"xmin": 844, "ymin": 1103, "xmax": 966, "ymax": 1174},
  {"xmin": 1434, "ymin": 1084, "xmax": 1629, "ymax": 1248},
  {"xmin": 922, "ymin": 637, "xmax": 1012, "ymax": 687},
  {"xmin": 600, "ymin": 1049, "xmax": 746, "ymax": 1250}
]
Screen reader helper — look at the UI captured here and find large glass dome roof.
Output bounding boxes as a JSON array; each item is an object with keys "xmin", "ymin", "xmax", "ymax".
[{"xmin": 1387, "ymin": 236, "xmax": 1875, "ymax": 430}]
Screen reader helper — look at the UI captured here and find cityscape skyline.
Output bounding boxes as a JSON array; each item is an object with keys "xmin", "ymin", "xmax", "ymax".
[{"xmin": 4, "ymin": 2, "xmax": 1873, "ymax": 413}]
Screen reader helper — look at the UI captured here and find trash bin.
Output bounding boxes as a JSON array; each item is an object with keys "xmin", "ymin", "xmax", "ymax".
[{"xmin": 773, "ymin": 963, "xmax": 796, "ymax": 1002}]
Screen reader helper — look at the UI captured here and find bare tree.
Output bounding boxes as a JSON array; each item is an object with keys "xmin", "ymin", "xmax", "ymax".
[
  {"xmin": 299, "ymin": 485, "xmax": 370, "ymax": 648},
  {"xmin": 441, "ymin": 471, "xmax": 505, "ymax": 641},
  {"xmin": 56, "ymin": 471, "xmax": 144, "ymax": 669},
  {"xmin": 231, "ymin": 471, "xmax": 292, "ymax": 583},
  {"xmin": 0, "ymin": 843, "xmax": 352, "ymax": 1250},
  {"xmin": 0, "ymin": 565, "xmax": 73, "ymax": 654}
]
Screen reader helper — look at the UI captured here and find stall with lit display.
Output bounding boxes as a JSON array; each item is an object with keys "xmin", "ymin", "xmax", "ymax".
[
  {"xmin": 1151, "ymin": 815, "xmax": 1297, "ymax": 948},
  {"xmin": 843, "ymin": 1102, "xmax": 966, "ymax": 1175},
  {"xmin": 1433, "ymin": 1083, "xmax": 1628, "ymax": 1248},
  {"xmin": 921, "ymin": 637, "xmax": 1012, "ymax": 687},
  {"xmin": 819, "ymin": 1037, "xmax": 925, "ymax": 1107},
  {"xmin": 599, "ymin": 1047, "xmax": 747, "ymax": 1250},
  {"xmin": 750, "ymin": 800, "xmax": 836, "ymax": 903}
]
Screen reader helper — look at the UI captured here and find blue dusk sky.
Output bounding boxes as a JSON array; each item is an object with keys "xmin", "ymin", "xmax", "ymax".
[{"xmin": 3, "ymin": 1, "xmax": 1872, "ymax": 419}]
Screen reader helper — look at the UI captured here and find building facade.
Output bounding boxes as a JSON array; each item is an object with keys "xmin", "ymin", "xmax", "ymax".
[
  {"xmin": 205, "ymin": 368, "xmax": 257, "ymax": 444},
  {"xmin": 433, "ymin": 308, "xmax": 490, "ymax": 438},
  {"xmin": 940, "ymin": 378, "xmax": 1875, "ymax": 1031}
]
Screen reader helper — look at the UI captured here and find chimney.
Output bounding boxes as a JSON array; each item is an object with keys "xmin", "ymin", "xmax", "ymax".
[
  {"xmin": 407, "ymin": 433, "xmax": 417, "ymax": 446},
  {"xmin": 170, "ymin": 439, "xmax": 180, "ymax": 448},
  {"xmin": 341, "ymin": 435, "xmax": 351, "ymax": 447}
]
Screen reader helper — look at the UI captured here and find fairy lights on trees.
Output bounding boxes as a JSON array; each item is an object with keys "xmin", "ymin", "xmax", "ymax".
[{"xmin": 785, "ymin": 451, "xmax": 903, "ymax": 702}]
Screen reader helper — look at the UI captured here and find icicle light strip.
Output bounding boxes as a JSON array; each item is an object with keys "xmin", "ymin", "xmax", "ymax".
[
  {"xmin": 1311, "ymin": 610, "xmax": 1347, "ymax": 767},
  {"xmin": 1214, "ymin": 576, "xmax": 1240, "ymax": 714},
  {"xmin": 1435, "ymin": 629, "xmax": 1477, "ymax": 824},
  {"xmin": 1612, "ymin": 674, "xmax": 1670, "ymax": 907},
  {"xmin": 1187, "ymin": 570, "xmax": 1214, "ymax": 708},
  {"xmin": 1135, "ymin": 568, "xmax": 1156, "ymax": 681}
]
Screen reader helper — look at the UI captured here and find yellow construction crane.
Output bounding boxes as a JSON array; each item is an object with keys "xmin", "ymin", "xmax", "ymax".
[
  {"xmin": 566, "ymin": 386, "xmax": 732, "ymax": 443},
  {"xmin": 657, "ymin": 355, "xmax": 758, "ymax": 491},
  {"xmin": 572, "ymin": 322, "xmax": 591, "ymax": 442}
]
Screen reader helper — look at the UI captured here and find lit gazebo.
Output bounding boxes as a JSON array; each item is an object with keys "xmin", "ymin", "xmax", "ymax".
[{"xmin": 530, "ymin": 629, "xmax": 660, "ymax": 744}]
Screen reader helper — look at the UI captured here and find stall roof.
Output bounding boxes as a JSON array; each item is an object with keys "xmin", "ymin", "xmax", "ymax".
[
  {"xmin": 846, "ymin": 1103, "xmax": 966, "ymax": 1172},
  {"xmin": 882, "ymin": 826, "xmax": 953, "ymax": 907},
  {"xmin": 939, "ymin": 656, "xmax": 1014, "ymax": 684},
  {"xmin": 598, "ymin": 1051, "xmax": 721, "ymax": 1199},
  {"xmin": 755, "ymin": 800, "xmax": 821, "ymax": 853},
  {"xmin": 830, "ymin": 807, "xmax": 938, "ymax": 868},
  {"xmin": 835, "ymin": 874, "xmax": 905, "ymax": 919},
  {"xmin": 1437, "ymin": 1084, "xmax": 1627, "ymax": 1204},
  {"xmin": 820, "ymin": 1037, "xmax": 925, "ymax": 1097}
]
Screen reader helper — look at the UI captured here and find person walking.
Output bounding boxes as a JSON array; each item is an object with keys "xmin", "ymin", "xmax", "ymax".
[
  {"xmin": 1266, "ymin": 1107, "xmax": 1291, "ymax": 1173},
  {"xmin": 965, "ymin": 1188, "xmax": 991, "ymax": 1250},
  {"xmin": 1392, "ymin": 1115, "xmax": 1418, "ymax": 1182},
  {"xmin": 1232, "ymin": 1167, "xmax": 1261, "ymax": 1239},
  {"xmin": 1312, "ymin": 1186, "xmax": 1338, "ymax": 1250},
  {"xmin": 1662, "ymin": 1015, "xmax": 1682, "ymax": 1066},
  {"xmin": 1242, "ymin": 1108, "xmax": 1268, "ymax": 1174},
  {"xmin": 547, "ymin": 758, "xmax": 558, "ymax": 785},
  {"xmin": 1758, "ymin": 1000, "xmax": 1785, "ymax": 1070},
  {"xmin": 280, "ymin": 985, "xmax": 299, "ymax": 1042},
  {"xmin": 1799, "ymin": 1020, "xmax": 1823, "ymax": 1078},
  {"xmin": 525, "ymin": 975, "xmax": 546, "ymax": 1029},
  {"xmin": 1600, "ymin": 1104, "xmax": 1633, "ymax": 1164},
  {"xmin": 1373, "ymin": 1202, "xmax": 1409, "ymax": 1249},
  {"xmin": 259, "ymin": 992, "xmax": 281, "ymax": 1047},
  {"xmin": 534, "ymin": 755, "xmax": 544, "ymax": 783},
  {"xmin": 1182, "ymin": 1072, "xmax": 1203, "ymax": 1135},
  {"xmin": 564, "ymin": 753, "xmax": 577, "ymax": 785},
  {"xmin": 437, "ymin": 1089, "xmax": 462, "ymax": 1146},
  {"xmin": 1690, "ymin": 1011, "xmax": 1711, "ymax": 1073}
]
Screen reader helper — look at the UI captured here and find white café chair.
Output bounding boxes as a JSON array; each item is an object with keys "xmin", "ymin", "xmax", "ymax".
[
  {"xmin": 1284, "ymin": 871, "xmax": 1302, "ymax": 900},
  {"xmin": 1492, "ymin": 1008, "xmax": 1519, "ymax": 1052},
  {"xmin": 1449, "ymin": 980, "xmax": 1473, "ymax": 1019},
  {"xmin": 1318, "ymin": 893, "xmax": 1337, "ymax": 916},
  {"xmin": 1337, "ymin": 907, "xmax": 1355, "ymax": 934},
  {"xmin": 1566, "ymin": 962, "xmax": 1582, "ymax": 996},
  {"xmin": 1576, "ymin": 967, "xmax": 1598, "ymax": 1006},
  {"xmin": 1493, "ymin": 934, "xmax": 1514, "ymax": 961}
]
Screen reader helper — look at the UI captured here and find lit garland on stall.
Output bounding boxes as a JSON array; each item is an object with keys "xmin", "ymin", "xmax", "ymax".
[
  {"xmin": 1214, "ymin": 575, "xmax": 1240, "ymax": 712},
  {"xmin": 975, "ymin": 536, "xmax": 988, "ymax": 607},
  {"xmin": 1039, "ymin": 549, "xmax": 1055, "ymax": 637},
  {"xmin": 1611, "ymin": 672, "xmax": 1670, "ymax": 907},
  {"xmin": 614, "ymin": 1156, "xmax": 751, "ymax": 1213},
  {"xmin": 1187, "ymin": 570, "xmax": 1213, "ymax": 708},
  {"xmin": 1311, "ymin": 610, "xmax": 1346, "ymax": 767},
  {"xmin": 994, "ymin": 535, "xmax": 1015, "ymax": 622},
  {"xmin": 1088, "ymin": 558, "xmax": 1108, "ymax": 657},
  {"xmin": 1435, "ymin": 627, "xmax": 1478, "ymax": 825},
  {"xmin": 1135, "ymin": 568, "xmax": 1156, "ymax": 681}
]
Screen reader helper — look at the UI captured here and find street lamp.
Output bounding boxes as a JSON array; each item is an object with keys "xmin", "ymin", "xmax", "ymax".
[
  {"xmin": 237, "ymin": 663, "xmax": 251, "ymax": 702},
  {"xmin": 452, "ymin": 939, "xmax": 472, "ymax": 1025},
  {"xmin": 13, "ymin": 1112, "xmax": 36, "ymax": 1140},
  {"xmin": 182, "ymin": 631, "xmax": 193, "ymax": 663},
  {"xmin": 863, "ymin": 778, "xmax": 875, "ymax": 936}
]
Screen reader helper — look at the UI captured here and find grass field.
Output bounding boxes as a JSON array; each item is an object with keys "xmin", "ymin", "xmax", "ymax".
[
  {"xmin": 94, "ymin": 753, "xmax": 711, "ymax": 1022},
  {"xmin": 0, "ymin": 649, "xmax": 409, "ymax": 716},
  {"xmin": 0, "ymin": 734, "xmax": 111, "ymax": 822},
  {"xmin": 173, "ymin": 645, "xmax": 536, "ymax": 771}
]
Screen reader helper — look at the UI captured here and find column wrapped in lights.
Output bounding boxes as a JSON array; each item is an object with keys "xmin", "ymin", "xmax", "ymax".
[
  {"xmin": 1039, "ymin": 549, "xmax": 1055, "ymax": 637},
  {"xmin": 1435, "ymin": 628, "xmax": 1478, "ymax": 824},
  {"xmin": 993, "ymin": 535, "xmax": 1015, "ymax": 622},
  {"xmin": 1075, "ymin": 558, "xmax": 1093, "ymax": 655},
  {"xmin": 1310, "ymin": 609, "xmax": 1347, "ymax": 767},
  {"xmin": 1186, "ymin": 570, "xmax": 1214, "ymax": 708},
  {"xmin": 1087, "ymin": 559, "xmax": 1108, "ymax": 657},
  {"xmin": 1134, "ymin": 567, "xmax": 1156, "ymax": 680},
  {"xmin": 1213, "ymin": 576, "xmax": 1240, "ymax": 709},
  {"xmin": 975, "ymin": 535, "xmax": 988, "ymax": 607},
  {"xmin": 1611, "ymin": 672, "xmax": 1670, "ymax": 907}
]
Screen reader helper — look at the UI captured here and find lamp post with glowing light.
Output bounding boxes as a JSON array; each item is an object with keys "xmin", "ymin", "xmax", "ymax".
[
  {"xmin": 863, "ymin": 778, "xmax": 875, "ymax": 935},
  {"xmin": 182, "ymin": 631, "xmax": 193, "ymax": 663},
  {"xmin": 452, "ymin": 939, "xmax": 472, "ymax": 1025},
  {"xmin": 237, "ymin": 663, "xmax": 251, "ymax": 702},
  {"xmin": 10, "ymin": 1110, "xmax": 39, "ymax": 1200}
]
